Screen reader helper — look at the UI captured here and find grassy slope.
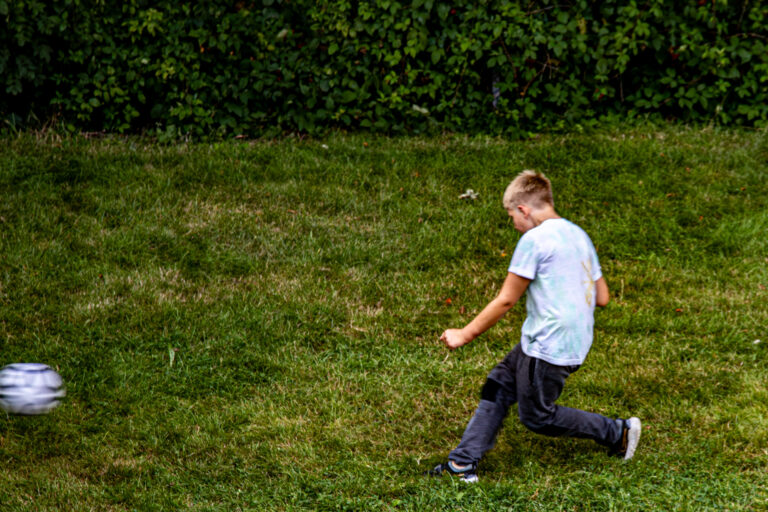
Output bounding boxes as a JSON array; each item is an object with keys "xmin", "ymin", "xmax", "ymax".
[{"xmin": 0, "ymin": 128, "xmax": 767, "ymax": 510}]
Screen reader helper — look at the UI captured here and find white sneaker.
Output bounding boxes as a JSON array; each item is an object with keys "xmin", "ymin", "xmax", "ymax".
[{"xmin": 623, "ymin": 417, "xmax": 642, "ymax": 460}]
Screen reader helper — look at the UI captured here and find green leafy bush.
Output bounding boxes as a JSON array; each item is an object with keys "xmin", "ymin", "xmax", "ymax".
[{"xmin": 2, "ymin": 0, "xmax": 767, "ymax": 137}]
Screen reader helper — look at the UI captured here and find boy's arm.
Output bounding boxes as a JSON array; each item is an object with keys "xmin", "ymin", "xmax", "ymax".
[
  {"xmin": 440, "ymin": 272, "xmax": 530, "ymax": 350},
  {"xmin": 595, "ymin": 276, "xmax": 610, "ymax": 307}
]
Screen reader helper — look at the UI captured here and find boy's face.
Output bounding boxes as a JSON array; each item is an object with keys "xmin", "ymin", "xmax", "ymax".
[{"xmin": 507, "ymin": 206, "xmax": 534, "ymax": 233}]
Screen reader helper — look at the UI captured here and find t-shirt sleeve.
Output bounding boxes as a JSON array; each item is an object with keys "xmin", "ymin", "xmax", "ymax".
[{"xmin": 508, "ymin": 233, "xmax": 538, "ymax": 280}]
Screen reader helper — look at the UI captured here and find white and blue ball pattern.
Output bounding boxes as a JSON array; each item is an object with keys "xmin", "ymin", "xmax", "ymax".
[{"xmin": 0, "ymin": 363, "xmax": 65, "ymax": 415}]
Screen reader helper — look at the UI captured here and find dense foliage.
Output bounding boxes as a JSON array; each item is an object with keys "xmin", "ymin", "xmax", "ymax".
[{"xmin": 2, "ymin": 0, "xmax": 767, "ymax": 137}]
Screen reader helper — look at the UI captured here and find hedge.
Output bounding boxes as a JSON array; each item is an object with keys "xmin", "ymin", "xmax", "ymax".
[{"xmin": 2, "ymin": 0, "xmax": 767, "ymax": 137}]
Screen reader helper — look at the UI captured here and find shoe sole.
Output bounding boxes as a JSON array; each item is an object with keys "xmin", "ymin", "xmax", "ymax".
[{"xmin": 623, "ymin": 417, "xmax": 641, "ymax": 460}]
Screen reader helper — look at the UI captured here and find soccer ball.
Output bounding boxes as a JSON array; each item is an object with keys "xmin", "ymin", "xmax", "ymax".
[{"xmin": 0, "ymin": 363, "xmax": 66, "ymax": 415}]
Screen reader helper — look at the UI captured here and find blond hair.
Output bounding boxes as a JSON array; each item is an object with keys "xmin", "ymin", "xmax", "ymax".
[{"xmin": 502, "ymin": 170, "xmax": 553, "ymax": 210}]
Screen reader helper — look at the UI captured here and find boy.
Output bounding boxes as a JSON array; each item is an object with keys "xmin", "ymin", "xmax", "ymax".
[{"xmin": 430, "ymin": 170, "xmax": 640, "ymax": 483}]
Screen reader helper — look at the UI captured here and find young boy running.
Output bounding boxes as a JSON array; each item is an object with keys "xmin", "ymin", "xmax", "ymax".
[{"xmin": 430, "ymin": 170, "xmax": 640, "ymax": 483}]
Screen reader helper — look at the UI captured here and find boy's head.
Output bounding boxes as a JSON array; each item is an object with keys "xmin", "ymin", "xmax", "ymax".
[{"xmin": 502, "ymin": 170, "xmax": 553, "ymax": 211}]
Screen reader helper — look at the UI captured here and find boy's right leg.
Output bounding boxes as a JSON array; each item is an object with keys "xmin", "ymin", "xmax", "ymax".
[
  {"xmin": 515, "ymin": 356, "xmax": 641, "ymax": 458},
  {"xmin": 446, "ymin": 344, "xmax": 522, "ymax": 466}
]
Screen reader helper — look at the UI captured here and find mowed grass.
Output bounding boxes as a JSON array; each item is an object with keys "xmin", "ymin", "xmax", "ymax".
[{"xmin": 0, "ymin": 128, "xmax": 767, "ymax": 510}]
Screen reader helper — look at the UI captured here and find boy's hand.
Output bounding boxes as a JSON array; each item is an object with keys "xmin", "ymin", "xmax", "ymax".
[{"xmin": 440, "ymin": 329, "xmax": 472, "ymax": 350}]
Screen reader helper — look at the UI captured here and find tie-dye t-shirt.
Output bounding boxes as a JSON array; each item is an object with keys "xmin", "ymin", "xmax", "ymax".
[{"xmin": 508, "ymin": 218, "xmax": 602, "ymax": 366}]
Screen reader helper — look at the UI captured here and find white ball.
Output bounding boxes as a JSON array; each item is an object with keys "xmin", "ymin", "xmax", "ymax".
[{"xmin": 0, "ymin": 363, "xmax": 66, "ymax": 415}]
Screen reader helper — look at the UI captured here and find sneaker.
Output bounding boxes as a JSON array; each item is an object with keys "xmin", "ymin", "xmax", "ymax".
[
  {"xmin": 611, "ymin": 417, "xmax": 642, "ymax": 460},
  {"xmin": 427, "ymin": 460, "xmax": 479, "ymax": 483}
]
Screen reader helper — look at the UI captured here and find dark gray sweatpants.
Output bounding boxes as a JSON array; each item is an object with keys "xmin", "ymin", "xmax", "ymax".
[{"xmin": 449, "ymin": 344, "xmax": 622, "ymax": 465}]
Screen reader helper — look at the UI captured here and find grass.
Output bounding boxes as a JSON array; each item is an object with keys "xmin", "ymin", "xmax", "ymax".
[{"xmin": 0, "ymin": 127, "xmax": 767, "ymax": 510}]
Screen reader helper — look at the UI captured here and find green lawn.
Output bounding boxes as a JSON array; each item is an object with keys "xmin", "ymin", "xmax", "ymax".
[{"xmin": 1, "ymin": 128, "xmax": 767, "ymax": 510}]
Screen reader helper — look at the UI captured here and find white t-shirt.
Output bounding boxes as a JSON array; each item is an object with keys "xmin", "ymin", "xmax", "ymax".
[{"xmin": 508, "ymin": 218, "xmax": 602, "ymax": 366}]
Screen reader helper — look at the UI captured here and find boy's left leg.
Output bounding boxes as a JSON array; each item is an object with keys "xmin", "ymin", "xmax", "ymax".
[
  {"xmin": 516, "ymin": 356, "xmax": 629, "ymax": 451},
  {"xmin": 447, "ymin": 344, "xmax": 523, "ymax": 466},
  {"xmin": 429, "ymin": 345, "xmax": 522, "ymax": 482}
]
